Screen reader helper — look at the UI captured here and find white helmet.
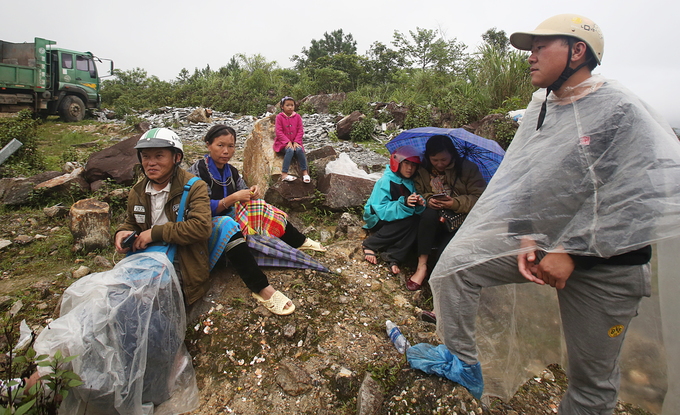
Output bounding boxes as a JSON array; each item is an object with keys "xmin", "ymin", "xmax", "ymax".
[
  {"xmin": 135, "ymin": 128, "xmax": 184, "ymax": 154},
  {"xmin": 510, "ymin": 14, "xmax": 604, "ymax": 64}
]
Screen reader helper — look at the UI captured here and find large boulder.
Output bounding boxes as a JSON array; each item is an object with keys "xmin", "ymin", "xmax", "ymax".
[
  {"xmin": 263, "ymin": 181, "xmax": 317, "ymax": 211},
  {"xmin": 34, "ymin": 167, "xmax": 90, "ymax": 194},
  {"xmin": 336, "ymin": 111, "xmax": 365, "ymax": 140},
  {"xmin": 242, "ymin": 115, "xmax": 278, "ymax": 195},
  {"xmin": 300, "ymin": 93, "xmax": 346, "ymax": 114},
  {"xmin": 385, "ymin": 102, "xmax": 407, "ymax": 128},
  {"xmin": 187, "ymin": 107, "xmax": 213, "ymax": 123},
  {"xmin": 84, "ymin": 134, "xmax": 141, "ymax": 185},
  {"xmin": 0, "ymin": 178, "xmax": 34, "ymax": 205},
  {"xmin": 307, "ymin": 146, "xmax": 338, "ymax": 181},
  {"xmin": 317, "ymin": 173, "xmax": 374, "ymax": 211}
]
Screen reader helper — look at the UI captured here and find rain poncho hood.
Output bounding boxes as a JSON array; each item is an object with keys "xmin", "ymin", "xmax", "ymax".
[{"xmin": 431, "ymin": 75, "xmax": 680, "ymax": 411}]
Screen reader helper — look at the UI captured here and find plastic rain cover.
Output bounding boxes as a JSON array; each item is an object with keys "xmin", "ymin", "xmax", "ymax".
[
  {"xmin": 430, "ymin": 75, "xmax": 680, "ymax": 413},
  {"xmin": 34, "ymin": 251, "xmax": 199, "ymax": 415}
]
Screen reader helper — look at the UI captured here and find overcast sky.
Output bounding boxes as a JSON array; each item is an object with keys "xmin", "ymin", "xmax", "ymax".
[{"xmin": 3, "ymin": 0, "xmax": 678, "ymax": 126}]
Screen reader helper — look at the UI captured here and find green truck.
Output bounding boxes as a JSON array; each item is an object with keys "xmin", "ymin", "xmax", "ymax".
[{"xmin": 0, "ymin": 37, "xmax": 112, "ymax": 122}]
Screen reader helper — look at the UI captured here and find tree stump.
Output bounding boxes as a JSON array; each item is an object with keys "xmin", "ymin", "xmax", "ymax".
[{"xmin": 69, "ymin": 198, "xmax": 110, "ymax": 252}]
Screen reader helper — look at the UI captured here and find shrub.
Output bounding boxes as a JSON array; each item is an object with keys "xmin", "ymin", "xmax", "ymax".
[
  {"xmin": 0, "ymin": 110, "xmax": 45, "ymax": 177},
  {"xmin": 349, "ymin": 118, "xmax": 376, "ymax": 142},
  {"xmin": 340, "ymin": 92, "xmax": 371, "ymax": 116},
  {"xmin": 404, "ymin": 105, "xmax": 432, "ymax": 129}
]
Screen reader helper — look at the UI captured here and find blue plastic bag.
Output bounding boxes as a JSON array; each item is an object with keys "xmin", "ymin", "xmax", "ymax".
[{"xmin": 406, "ymin": 343, "xmax": 484, "ymax": 399}]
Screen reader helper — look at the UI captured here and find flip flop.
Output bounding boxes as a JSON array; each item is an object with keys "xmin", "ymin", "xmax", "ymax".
[
  {"xmin": 303, "ymin": 175, "xmax": 311, "ymax": 183},
  {"xmin": 299, "ymin": 238, "xmax": 326, "ymax": 252},
  {"xmin": 363, "ymin": 247, "xmax": 377, "ymax": 265},
  {"xmin": 252, "ymin": 291, "xmax": 295, "ymax": 315},
  {"xmin": 282, "ymin": 175, "xmax": 297, "ymax": 182}
]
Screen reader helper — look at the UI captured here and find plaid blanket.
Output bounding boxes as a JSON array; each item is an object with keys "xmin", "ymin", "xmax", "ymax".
[{"xmin": 234, "ymin": 200, "xmax": 287, "ymax": 238}]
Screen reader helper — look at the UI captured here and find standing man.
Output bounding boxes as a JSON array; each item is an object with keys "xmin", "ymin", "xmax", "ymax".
[{"xmin": 421, "ymin": 14, "xmax": 680, "ymax": 413}]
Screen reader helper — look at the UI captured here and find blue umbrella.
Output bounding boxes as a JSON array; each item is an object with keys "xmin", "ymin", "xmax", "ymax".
[{"xmin": 386, "ymin": 127, "xmax": 505, "ymax": 183}]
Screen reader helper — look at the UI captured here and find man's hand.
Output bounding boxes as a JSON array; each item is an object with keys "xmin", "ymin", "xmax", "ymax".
[
  {"xmin": 131, "ymin": 229, "xmax": 153, "ymax": 252},
  {"xmin": 517, "ymin": 237, "xmax": 541, "ymax": 284},
  {"xmin": 535, "ymin": 252, "xmax": 574, "ymax": 289},
  {"xmin": 114, "ymin": 231, "xmax": 134, "ymax": 254},
  {"xmin": 517, "ymin": 238, "xmax": 574, "ymax": 289}
]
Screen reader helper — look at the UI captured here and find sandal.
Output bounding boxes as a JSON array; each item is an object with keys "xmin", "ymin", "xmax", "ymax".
[
  {"xmin": 299, "ymin": 238, "xmax": 326, "ymax": 252},
  {"xmin": 252, "ymin": 291, "xmax": 295, "ymax": 315},
  {"xmin": 282, "ymin": 175, "xmax": 297, "ymax": 182},
  {"xmin": 363, "ymin": 247, "xmax": 377, "ymax": 265},
  {"xmin": 303, "ymin": 174, "xmax": 311, "ymax": 183}
]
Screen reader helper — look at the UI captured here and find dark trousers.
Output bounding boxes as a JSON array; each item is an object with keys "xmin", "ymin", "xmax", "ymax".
[
  {"xmin": 363, "ymin": 215, "xmax": 419, "ymax": 264},
  {"xmin": 222, "ymin": 232, "xmax": 270, "ymax": 293},
  {"xmin": 281, "ymin": 222, "xmax": 306, "ymax": 248},
  {"xmin": 417, "ymin": 207, "xmax": 456, "ymax": 257}
]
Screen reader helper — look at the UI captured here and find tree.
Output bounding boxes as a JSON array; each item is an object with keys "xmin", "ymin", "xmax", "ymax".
[
  {"xmin": 392, "ymin": 27, "xmax": 466, "ymax": 73},
  {"xmin": 292, "ymin": 29, "xmax": 357, "ymax": 69},
  {"xmin": 482, "ymin": 28, "xmax": 510, "ymax": 54},
  {"xmin": 366, "ymin": 41, "xmax": 406, "ymax": 84}
]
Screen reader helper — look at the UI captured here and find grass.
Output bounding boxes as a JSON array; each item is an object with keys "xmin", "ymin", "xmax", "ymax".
[{"xmin": 37, "ymin": 119, "xmax": 111, "ymax": 171}]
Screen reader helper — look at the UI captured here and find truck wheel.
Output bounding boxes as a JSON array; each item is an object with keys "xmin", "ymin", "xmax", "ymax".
[{"xmin": 59, "ymin": 96, "xmax": 86, "ymax": 122}]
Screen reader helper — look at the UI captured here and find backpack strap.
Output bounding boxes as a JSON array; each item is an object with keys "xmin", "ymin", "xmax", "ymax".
[{"xmin": 176, "ymin": 177, "xmax": 200, "ymax": 223}]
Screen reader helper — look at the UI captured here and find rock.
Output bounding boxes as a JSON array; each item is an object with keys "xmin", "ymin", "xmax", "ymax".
[
  {"xmin": 0, "ymin": 178, "xmax": 34, "ymax": 205},
  {"xmin": 9, "ymin": 300, "xmax": 22, "ymax": 316},
  {"xmin": 0, "ymin": 296, "xmax": 12, "ymax": 309},
  {"xmin": 72, "ymin": 265, "xmax": 91, "ymax": 279},
  {"xmin": 43, "ymin": 204, "xmax": 69, "ymax": 218},
  {"xmin": 275, "ymin": 358, "xmax": 313, "ymax": 396},
  {"xmin": 310, "ymin": 155, "xmax": 338, "ymax": 181},
  {"xmin": 335, "ymin": 212, "xmax": 362, "ymax": 237},
  {"xmin": 84, "ymin": 134, "xmax": 141, "ymax": 185},
  {"xmin": 69, "ymin": 198, "xmax": 110, "ymax": 252},
  {"xmin": 283, "ymin": 324, "xmax": 296, "ymax": 339},
  {"xmin": 28, "ymin": 171, "xmax": 63, "ymax": 184},
  {"xmin": 319, "ymin": 229, "xmax": 333, "ymax": 243},
  {"xmin": 34, "ymin": 167, "xmax": 90, "ymax": 194},
  {"xmin": 89, "ymin": 179, "xmax": 105, "ymax": 192},
  {"xmin": 0, "ymin": 239, "xmax": 10, "ymax": 250},
  {"xmin": 317, "ymin": 173, "xmax": 374, "ymax": 210},
  {"xmin": 62, "ymin": 161, "xmax": 80, "ymax": 173},
  {"xmin": 263, "ymin": 180, "xmax": 317, "ymax": 211},
  {"xmin": 187, "ymin": 107, "xmax": 212, "ymax": 123},
  {"xmin": 542, "ymin": 369, "xmax": 555, "ymax": 382},
  {"xmin": 134, "ymin": 121, "xmax": 151, "ymax": 133},
  {"xmin": 336, "ymin": 111, "xmax": 365, "ymax": 140},
  {"xmin": 385, "ymin": 102, "xmax": 408, "ymax": 128},
  {"xmin": 300, "ymin": 93, "xmax": 346, "ymax": 114},
  {"xmin": 104, "ymin": 188, "xmax": 129, "ymax": 204},
  {"xmin": 306, "ymin": 145, "xmax": 337, "ymax": 163},
  {"xmin": 356, "ymin": 372, "xmax": 384, "ymax": 415},
  {"xmin": 13, "ymin": 235, "xmax": 33, "ymax": 245},
  {"xmin": 242, "ymin": 115, "xmax": 280, "ymax": 195},
  {"xmin": 474, "ymin": 113, "xmax": 518, "ymax": 147},
  {"xmin": 333, "ymin": 367, "xmax": 355, "ymax": 401},
  {"xmin": 93, "ymin": 255, "xmax": 112, "ymax": 268}
]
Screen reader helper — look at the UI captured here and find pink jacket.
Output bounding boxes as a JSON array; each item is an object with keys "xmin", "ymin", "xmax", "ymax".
[{"xmin": 274, "ymin": 112, "xmax": 304, "ymax": 152}]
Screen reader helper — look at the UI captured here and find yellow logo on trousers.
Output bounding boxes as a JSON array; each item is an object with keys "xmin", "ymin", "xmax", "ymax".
[{"xmin": 608, "ymin": 325, "xmax": 624, "ymax": 338}]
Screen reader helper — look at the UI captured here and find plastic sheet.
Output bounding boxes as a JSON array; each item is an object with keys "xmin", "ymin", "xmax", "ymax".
[
  {"xmin": 430, "ymin": 76, "xmax": 680, "ymax": 411},
  {"xmin": 34, "ymin": 251, "xmax": 198, "ymax": 415},
  {"xmin": 325, "ymin": 153, "xmax": 383, "ymax": 181}
]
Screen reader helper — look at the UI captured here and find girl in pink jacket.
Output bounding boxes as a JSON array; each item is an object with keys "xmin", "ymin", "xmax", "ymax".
[{"xmin": 274, "ymin": 97, "xmax": 310, "ymax": 183}]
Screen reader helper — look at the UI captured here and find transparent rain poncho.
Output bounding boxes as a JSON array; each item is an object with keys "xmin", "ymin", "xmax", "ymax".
[
  {"xmin": 430, "ymin": 76, "xmax": 680, "ymax": 413},
  {"xmin": 34, "ymin": 251, "xmax": 199, "ymax": 415}
]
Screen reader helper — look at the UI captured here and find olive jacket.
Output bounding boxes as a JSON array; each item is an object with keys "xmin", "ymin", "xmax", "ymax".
[
  {"xmin": 413, "ymin": 158, "xmax": 487, "ymax": 214},
  {"xmin": 117, "ymin": 168, "xmax": 212, "ymax": 305}
]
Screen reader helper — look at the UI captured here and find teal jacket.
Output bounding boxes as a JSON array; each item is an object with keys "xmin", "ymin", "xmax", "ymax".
[{"xmin": 363, "ymin": 165, "xmax": 425, "ymax": 229}]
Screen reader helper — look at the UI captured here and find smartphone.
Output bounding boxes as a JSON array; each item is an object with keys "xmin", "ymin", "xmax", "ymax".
[
  {"xmin": 122, "ymin": 231, "xmax": 138, "ymax": 248},
  {"xmin": 432, "ymin": 193, "xmax": 449, "ymax": 200}
]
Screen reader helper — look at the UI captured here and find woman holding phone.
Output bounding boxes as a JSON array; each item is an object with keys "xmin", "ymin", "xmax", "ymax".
[{"xmin": 408, "ymin": 135, "xmax": 487, "ymax": 291}]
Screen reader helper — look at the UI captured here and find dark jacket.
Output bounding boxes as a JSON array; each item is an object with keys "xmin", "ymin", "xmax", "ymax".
[
  {"xmin": 413, "ymin": 158, "xmax": 487, "ymax": 214},
  {"xmin": 117, "ymin": 168, "xmax": 212, "ymax": 305}
]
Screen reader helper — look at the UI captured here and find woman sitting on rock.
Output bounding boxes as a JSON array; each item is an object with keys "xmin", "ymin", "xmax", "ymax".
[
  {"xmin": 362, "ymin": 145, "xmax": 425, "ymax": 274},
  {"xmin": 407, "ymin": 135, "xmax": 486, "ymax": 291}
]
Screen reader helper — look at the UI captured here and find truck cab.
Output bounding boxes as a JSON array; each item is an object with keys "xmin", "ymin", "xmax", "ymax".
[{"xmin": 48, "ymin": 47, "xmax": 101, "ymax": 121}]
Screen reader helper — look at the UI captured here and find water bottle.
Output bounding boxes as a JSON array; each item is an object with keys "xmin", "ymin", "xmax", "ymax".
[{"xmin": 386, "ymin": 320, "xmax": 411, "ymax": 354}]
